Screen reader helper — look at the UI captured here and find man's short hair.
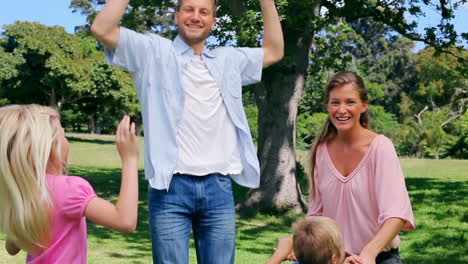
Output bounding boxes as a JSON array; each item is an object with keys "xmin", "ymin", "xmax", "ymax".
[
  {"xmin": 292, "ymin": 216, "xmax": 343, "ymax": 264},
  {"xmin": 176, "ymin": 0, "xmax": 218, "ymax": 17}
]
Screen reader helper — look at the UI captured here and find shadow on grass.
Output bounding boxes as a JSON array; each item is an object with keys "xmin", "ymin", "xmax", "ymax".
[
  {"xmin": 68, "ymin": 166, "xmax": 467, "ymax": 263},
  {"xmin": 68, "ymin": 136, "xmax": 115, "ymax": 145},
  {"xmin": 70, "ymin": 167, "xmax": 302, "ymax": 260},
  {"xmin": 401, "ymin": 177, "xmax": 467, "ymax": 264},
  {"xmin": 69, "ymin": 166, "xmax": 152, "ymax": 260},
  {"xmin": 232, "ymin": 182, "xmax": 304, "ymax": 255},
  {"xmin": 236, "ymin": 213, "xmax": 300, "ymax": 255}
]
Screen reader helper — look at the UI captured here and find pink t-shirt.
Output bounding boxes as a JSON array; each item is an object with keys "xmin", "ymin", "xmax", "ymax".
[
  {"xmin": 307, "ymin": 135, "xmax": 415, "ymax": 255},
  {"xmin": 26, "ymin": 174, "xmax": 96, "ymax": 264}
]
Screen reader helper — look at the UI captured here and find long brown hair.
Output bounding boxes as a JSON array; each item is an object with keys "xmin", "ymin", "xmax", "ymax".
[{"xmin": 309, "ymin": 72, "xmax": 371, "ymax": 199}]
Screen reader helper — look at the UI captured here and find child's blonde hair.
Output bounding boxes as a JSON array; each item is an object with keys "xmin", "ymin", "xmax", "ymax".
[
  {"xmin": 0, "ymin": 104, "xmax": 63, "ymax": 255},
  {"xmin": 292, "ymin": 216, "xmax": 343, "ymax": 264}
]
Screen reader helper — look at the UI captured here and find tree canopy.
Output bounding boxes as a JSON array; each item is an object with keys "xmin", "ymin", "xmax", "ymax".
[{"xmin": 0, "ymin": 21, "xmax": 140, "ymax": 133}]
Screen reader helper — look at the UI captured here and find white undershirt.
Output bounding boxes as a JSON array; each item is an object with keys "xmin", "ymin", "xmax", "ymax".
[{"xmin": 174, "ymin": 55, "xmax": 242, "ymax": 176}]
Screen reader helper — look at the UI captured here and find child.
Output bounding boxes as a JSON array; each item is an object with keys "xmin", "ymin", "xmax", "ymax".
[
  {"xmin": 308, "ymin": 71, "xmax": 415, "ymax": 263},
  {"xmin": 0, "ymin": 104, "xmax": 139, "ymax": 263},
  {"xmin": 266, "ymin": 216, "xmax": 361, "ymax": 264}
]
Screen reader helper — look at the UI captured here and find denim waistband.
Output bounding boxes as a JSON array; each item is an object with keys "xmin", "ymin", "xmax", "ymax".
[{"xmin": 376, "ymin": 248, "xmax": 399, "ymax": 261}]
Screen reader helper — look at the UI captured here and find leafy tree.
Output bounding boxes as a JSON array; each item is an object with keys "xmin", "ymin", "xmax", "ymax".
[
  {"xmin": 70, "ymin": 0, "xmax": 467, "ymax": 212},
  {"xmin": 421, "ymin": 108, "xmax": 455, "ymax": 159},
  {"xmin": 396, "ymin": 47, "xmax": 467, "ymax": 157},
  {"xmin": 340, "ymin": 19, "xmax": 420, "ymax": 115},
  {"xmin": 368, "ymin": 105, "xmax": 402, "ymax": 146},
  {"xmin": 296, "ymin": 112, "xmax": 328, "ymax": 149},
  {"xmin": 0, "ymin": 22, "xmax": 90, "ymax": 108},
  {"xmin": 0, "ymin": 22, "xmax": 140, "ymax": 133},
  {"xmin": 446, "ymin": 110, "xmax": 468, "ymax": 159},
  {"xmin": 415, "ymin": 47, "xmax": 467, "ymax": 112}
]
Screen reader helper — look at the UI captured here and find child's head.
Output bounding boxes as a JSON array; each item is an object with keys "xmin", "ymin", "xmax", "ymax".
[
  {"xmin": 0, "ymin": 104, "xmax": 65, "ymax": 254},
  {"xmin": 292, "ymin": 216, "xmax": 344, "ymax": 264}
]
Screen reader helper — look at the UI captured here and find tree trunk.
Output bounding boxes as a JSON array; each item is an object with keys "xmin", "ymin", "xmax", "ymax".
[
  {"xmin": 49, "ymin": 87, "xmax": 57, "ymax": 108},
  {"xmin": 89, "ymin": 114, "xmax": 95, "ymax": 135},
  {"xmin": 238, "ymin": 33, "xmax": 313, "ymax": 213}
]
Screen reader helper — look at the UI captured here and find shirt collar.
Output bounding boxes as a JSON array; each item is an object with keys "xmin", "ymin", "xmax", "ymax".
[{"xmin": 172, "ymin": 35, "xmax": 216, "ymax": 58}]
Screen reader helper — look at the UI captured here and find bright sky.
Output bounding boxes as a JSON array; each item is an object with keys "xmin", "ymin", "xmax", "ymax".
[
  {"xmin": 1, "ymin": 0, "xmax": 87, "ymax": 33},
  {"xmin": 1, "ymin": 0, "xmax": 467, "ymax": 51}
]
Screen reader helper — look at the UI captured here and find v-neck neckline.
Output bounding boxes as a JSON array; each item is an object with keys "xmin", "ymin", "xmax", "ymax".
[{"xmin": 324, "ymin": 134, "xmax": 381, "ymax": 182}]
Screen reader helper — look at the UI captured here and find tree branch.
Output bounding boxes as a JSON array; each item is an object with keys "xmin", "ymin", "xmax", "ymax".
[
  {"xmin": 441, "ymin": 103, "xmax": 465, "ymax": 127},
  {"xmin": 415, "ymin": 105, "xmax": 429, "ymax": 125},
  {"xmin": 321, "ymin": 0, "xmax": 466, "ymax": 61}
]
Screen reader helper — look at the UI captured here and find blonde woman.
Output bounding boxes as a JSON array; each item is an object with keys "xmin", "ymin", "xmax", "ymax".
[{"xmin": 0, "ymin": 104, "xmax": 138, "ymax": 263}]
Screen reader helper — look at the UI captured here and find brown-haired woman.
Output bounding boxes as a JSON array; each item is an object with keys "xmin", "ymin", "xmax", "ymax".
[{"xmin": 308, "ymin": 71, "xmax": 415, "ymax": 264}]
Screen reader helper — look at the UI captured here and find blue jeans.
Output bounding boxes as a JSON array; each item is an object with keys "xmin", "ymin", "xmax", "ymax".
[
  {"xmin": 376, "ymin": 248, "xmax": 403, "ymax": 264},
  {"xmin": 148, "ymin": 173, "xmax": 236, "ymax": 264}
]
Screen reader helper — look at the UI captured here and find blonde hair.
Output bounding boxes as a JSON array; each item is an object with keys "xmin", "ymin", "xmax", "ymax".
[
  {"xmin": 292, "ymin": 216, "xmax": 343, "ymax": 264},
  {"xmin": 0, "ymin": 104, "xmax": 62, "ymax": 255},
  {"xmin": 309, "ymin": 71, "xmax": 371, "ymax": 199}
]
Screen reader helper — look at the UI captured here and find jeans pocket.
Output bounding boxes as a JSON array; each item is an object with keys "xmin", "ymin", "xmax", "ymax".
[{"xmin": 214, "ymin": 175, "xmax": 232, "ymax": 194}]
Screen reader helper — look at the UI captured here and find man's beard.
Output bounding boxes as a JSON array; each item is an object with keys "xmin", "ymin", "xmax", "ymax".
[{"xmin": 178, "ymin": 28, "xmax": 211, "ymax": 46}]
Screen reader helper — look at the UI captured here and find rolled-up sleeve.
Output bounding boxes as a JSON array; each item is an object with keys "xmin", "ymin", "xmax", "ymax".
[
  {"xmin": 232, "ymin": 47, "xmax": 264, "ymax": 86},
  {"xmin": 105, "ymin": 27, "xmax": 155, "ymax": 73},
  {"xmin": 374, "ymin": 138, "xmax": 415, "ymax": 231}
]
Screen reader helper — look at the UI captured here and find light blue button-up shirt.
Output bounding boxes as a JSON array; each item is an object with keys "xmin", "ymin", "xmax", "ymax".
[{"xmin": 106, "ymin": 28, "xmax": 264, "ymax": 190}]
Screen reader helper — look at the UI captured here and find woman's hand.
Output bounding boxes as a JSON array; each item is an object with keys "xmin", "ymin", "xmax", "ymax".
[
  {"xmin": 357, "ymin": 253, "xmax": 376, "ymax": 264},
  {"xmin": 344, "ymin": 254, "xmax": 363, "ymax": 264}
]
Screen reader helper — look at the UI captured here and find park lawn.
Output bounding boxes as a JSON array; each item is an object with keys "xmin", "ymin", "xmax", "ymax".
[{"xmin": 0, "ymin": 134, "xmax": 466, "ymax": 264}]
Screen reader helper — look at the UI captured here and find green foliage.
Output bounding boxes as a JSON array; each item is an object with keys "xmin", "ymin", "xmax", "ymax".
[
  {"xmin": 446, "ymin": 111, "xmax": 468, "ymax": 159},
  {"xmin": 368, "ymin": 105, "xmax": 401, "ymax": 144},
  {"xmin": 415, "ymin": 47, "xmax": 467, "ymax": 110},
  {"xmin": 394, "ymin": 47, "xmax": 467, "ymax": 158},
  {"xmin": 0, "ymin": 22, "xmax": 141, "ymax": 133},
  {"xmin": 296, "ymin": 112, "xmax": 327, "ymax": 149},
  {"xmin": 365, "ymin": 80, "xmax": 386, "ymax": 102},
  {"xmin": 302, "ymin": 24, "xmax": 353, "ymax": 114},
  {"xmin": 71, "ymin": 0, "xmax": 177, "ymax": 37},
  {"xmin": 421, "ymin": 108, "xmax": 457, "ymax": 159},
  {"xmin": 342, "ymin": 19, "xmax": 419, "ymax": 114},
  {"xmin": 244, "ymin": 104, "xmax": 258, "ymax": 143},
  {"xmin": 0, "ymin": 98, "xmax": 9, "ymax": 107}
]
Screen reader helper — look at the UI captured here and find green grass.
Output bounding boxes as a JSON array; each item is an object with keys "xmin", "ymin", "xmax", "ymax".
[
  {"xmin": 398, "ymin": 159, "xmax": 468, "ymax": 263},
  {"xmin": 1, "ymin": 134, "xmax": 467, "ymax": 263}
]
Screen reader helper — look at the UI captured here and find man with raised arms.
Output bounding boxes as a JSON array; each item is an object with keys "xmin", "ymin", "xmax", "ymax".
[{"xmin": 91, "ymin": 0, "xmax": 283, "ymax": 263}]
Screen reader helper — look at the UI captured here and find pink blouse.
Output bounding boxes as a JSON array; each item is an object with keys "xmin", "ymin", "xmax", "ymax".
[
  {"xmin": 308, "ymin": 135, "xmax": 415, "ymax": 255},
  {"xmin": 26, "ymin": 174, "xmax": 96, "ymax": 264}
]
